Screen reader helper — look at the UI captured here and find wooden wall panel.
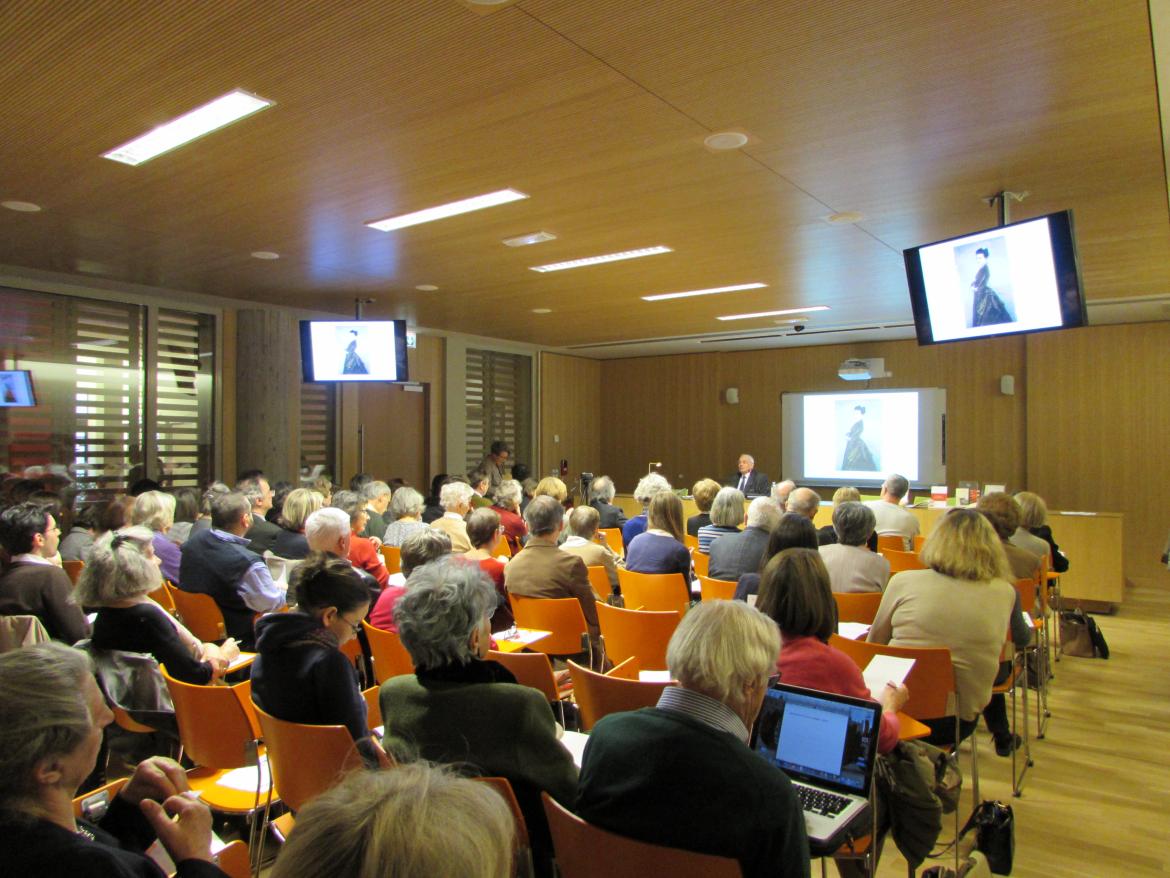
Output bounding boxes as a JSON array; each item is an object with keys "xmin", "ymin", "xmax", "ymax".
[
  {"xmin": 539, "ymin": 353, "xmax": 601, "ymax": 492},
  {"xmin": 235, "ymin": 309, "xmax": 301, "ymax": 483},
  {"xmin": 600, "ymin": 336, "xmax": 1027, "ymax": 497},
  {"xmin": 1026, "ymin": 322, "xmax": 1170, "ymax": 581}
]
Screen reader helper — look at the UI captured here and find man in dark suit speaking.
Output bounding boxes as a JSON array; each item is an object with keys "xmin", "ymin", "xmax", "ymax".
[{"xmin": 727, "ymin": 454, "xmax": 770, "ymax": 497}]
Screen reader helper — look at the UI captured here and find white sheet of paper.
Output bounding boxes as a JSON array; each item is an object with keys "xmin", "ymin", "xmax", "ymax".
[
  {"xmin": 690, "ymin": 579, "xmax": 701, "ymax": 595},
  {"xmin": 862, "ymin": 655, "xmax": 915, "ymax": 701},
  {"xmin": 746, "ymin": 594, "xmax": 758, "ymax": 607},
  {"xmin": 216, "ymin": 756, "xmax": 271, "ymax": 792},
  {"xmin": 227, "ymin": 651, "xmax": 256, "ymax": 671},
  {"xmin": 561, "ymin": 729, "xmax": 589, "ymax": 768},
  {"xmin": 147, "ymin": 830, "xmax": 227, "ymax": 873},
  {"xmin": 836, "ymin": 622, "xmax": 871, "ymax": 640},
  {"xmin": 499, "ymin": 628, "xmax": 548, "ymax": 645},
  {"xmin": 985, "ymin": 484, "xmax": 1005, "ymax": 495},
  {"xmin": 638, "ymin": 670, "xmax": 673, "ymax": 683}
]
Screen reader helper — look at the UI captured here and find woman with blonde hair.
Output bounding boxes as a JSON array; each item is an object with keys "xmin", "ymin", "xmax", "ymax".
[
  {"xmin": 868, "ymin": 508, "xmax": 1016, "ymax": 747},
  {"xmin": 131, "ymin": 490, "xmax": 182, "ymax": 585},
  {"xmin": 624, "ymin": 492, "xmax": 692, "ymax": 603},
  {"xmin": 272, "ymin": 488, "xmax": 324, "ymax": 559},
  {"xmin": 271, "ymin": 762, "xmax": 513, "ymax": 878},
  {"xmin": 687, "ymin": 478, "xmax": 722, "ymax": 537},
  {"xmin": 1013, "ymin": 491, "xmax": 1069, "ymax": 572}
]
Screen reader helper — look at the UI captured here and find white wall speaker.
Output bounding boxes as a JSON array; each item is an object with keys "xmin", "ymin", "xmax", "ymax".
[
  {"xmin": 725, "ymin": 387, "xmax": 740, "ymax": 405},
  {"xmin": 1000, "ymin": 374, "xmax": 1015, "ymax": 396}
]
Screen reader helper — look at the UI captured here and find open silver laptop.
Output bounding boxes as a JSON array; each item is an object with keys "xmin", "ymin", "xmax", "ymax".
[{"xmin": 751, "ymin": 683, "xmax": 882, "ymax": 852}]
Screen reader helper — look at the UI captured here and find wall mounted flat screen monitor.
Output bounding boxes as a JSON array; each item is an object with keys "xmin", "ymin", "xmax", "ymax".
[
  {"xmin": 0, "ymin": 370, "xmax": 36, "ymax": 407},
  {"xmin": 300, "ymin": 320, "xmax": 409, "ymax": 382},
  {"xmin": 904, "ymin": 210, "xmax": 1086, "ymax": 345},
  {"xmin": 781, "ymin": 388, "xmax": 946, "ymax": 489}
]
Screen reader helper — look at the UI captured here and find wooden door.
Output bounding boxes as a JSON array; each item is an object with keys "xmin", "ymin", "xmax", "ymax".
[{"xmin": 356, "ymin": 383, "xmax": 429, "ymax": 488}]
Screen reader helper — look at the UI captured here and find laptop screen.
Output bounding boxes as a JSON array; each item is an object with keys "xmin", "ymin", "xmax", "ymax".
[{"xmin": 751, "ymin": 684, "xmax": 881, "ymax": 796}]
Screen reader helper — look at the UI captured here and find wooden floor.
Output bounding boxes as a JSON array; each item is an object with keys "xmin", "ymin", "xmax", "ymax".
[{"xmin": 851, "ymin": 577, "xmax": 1170, "ymax": 877}]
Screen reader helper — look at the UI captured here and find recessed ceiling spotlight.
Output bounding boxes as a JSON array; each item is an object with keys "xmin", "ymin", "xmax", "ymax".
[
  {"xmin": 703, "ymin": 131, "xmax": 750, "ymax": 151},
  {"xmin": 250, "ymin": 250, "xmax": 280, "ymax": 260},
  {"xmin": 502, "ymin": 230, "xmax": 557, "ymax": 247},
  {"xmin": 102, "ymin": 90, "xmax": 274, "ymax": 166},
  {"xmin": 531, "ymin": 308, "xmax": 552, "ymax": 314},
  {"xmin": 642, "ymin": 282, "xmax": 766, "ymax": 302},
  {"xmin": 1, "ymin": 200, "xmax": 42, "ymax": 212},
  {"xmin": 822, "ymin": 211, "xmax": 865, "ymax": 224},
  {"xmin": 530, "ymin": 246, "xmax": 672, "ymax": 273},
  {"xmin": 367, "ymin": 188, "xmax": 528, "ymax": 232},
  {"xmin": 415, "ymin": 284, "xmax": 439, "ymax": 291},
  {"xmin": 717, "ymin": 305, "xmax": 831, "ymax": 322}
]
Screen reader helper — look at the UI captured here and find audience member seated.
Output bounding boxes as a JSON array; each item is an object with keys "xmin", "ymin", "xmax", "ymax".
[
  {"xmin": 383, "ymin": 486, "xmax": 429, "ymax": 547},
  {"xmin": 504, "ymin": 496, "xmax": 599, "ymax": 642},
  {"xmin": 304, "ymin": 507, "xmax": 381, "ymax": 605},
  {"xmin": 490, "ymin": 479, "xmax": 528, "ymax": 554},
  {"xmin": 0, "ymin": 502, "xmax": 90, "ymax": 643},
  {"xmin": 178, "ymin": 491, "xmax": 285, "ymax": 650},
  {"xmin": 732, "ymin": 511, "xmax": 818, "ymax": 602},
  {"xmin": 818, "ymin": 502, "xmax": 890, "ymax": 593},
  {"xmin": 270, "ymin": 761, "xmax": 514, "ymax": 878},
  {"xmin": 687, "ymin": 478, "xmax": 721, "ymax": 537},
  {"xmin": 187, "ymin": 482, "xmax": 228, "ymax": 540},
  {"xmin": 131, "ymin": 491, "xmax": 182, "ymax": 586},
  {"xmin": 421, "ymin": 474, "xmax": 449, "ymax": 524},
  {"xmin": 237, "ymin": 476, "xmax": 281, "ymax": 555},
  {"xmin": 576, "ymin": 600, "xmax": 808, "ymax": 878},
  {"xmin": 306, "ymin": 475, "xmax": 334, "ymax": 507},
  {"xmin": 588, "ymin": 475, "xmax": 628, "ymax": 529},
  {"xmin": 624, "ymin": 493, "xmax": 693, "ymax": 602},
  {"xmin": 431, "ymin": 481, "xmax": 474, "ymax": 553},
  {"xmin": 519, "ymin": 476, "xmax": 537, "ymax": 515},
  {"xmin": 359, "ymin": 481, "xmax": 391, "ymax": 541},
  {"xmin": 333, "ymin": 491, "xmax": 390, "ymax": 589},
  {"xmin": 710, "ymin": 497, "xmax": 781, "ymax": 585},
  {"xmin": 0, "ymin": 643, "xmax": 229, "ymax": 878},
  {"xmin": 467, "ymin": 469, "xmax": 493, "ymax": 510},
  {"xmin": 251, "ymin": 553, "xmax": 383, "ymax": 764},
  {"xmin": 560, "ymin": 506, "xmax": 621, "ymax": 595},
  {"xmin": 818, "ymin": 486, "xmax": 856, "ymax": 545},
  {"xmin": 622, "ymin": 473, "xmax": 672, "ymax": 550},
  {"xmin": 785, "ymin": 487, "xmax": 820, "ymax": 522},
  {"xmin": 772, "ymin": 479, "xmax": 796, "ymax": 509},
  {"xmin": 865, "ymin": 474, "xmax": 920, "ymax": 546},
  {"xmin": 697, "ymin": 486, "xmax": 744, "ymax": 554},
  {"xmin": 167, "ymin": 488, "xmax": 200, "ymax": 545},
  {"xmin": 369, "ymin": 529, "xmax": 452, "ymax": 632},
  {"xmin": 868, "ymin": 508, "xmax": 1016, "ymax": 748},
  {"xmin": 462, "ymin": 507, "xmax": 512, "ymax": 632},
  {"xmin": 80, "ymin": 528, "xmax": 238, "ymax": 685},
  {"xmin": 59, "ymin": 501, "xmax": 102, "ymax": 562},
  {"xmin": 271, "ymin": 488, "xmax": 323, "ymax": 560},
  {"xmin": 380, "ymin": 559, "xmax": 577, "ymax": 874},
  {"xmin": 349, "ymin": 472, "xmax": 373, "ymax": 494},
  {"xmin": 478, "ymin": 440, "xmax": 511, "ymax": 500},
  {"xmin": 266, "ymin": 480, "xmax": 294, "ymax": 525},
  {"xmin": 1014, "ymin": 491, "xmax": 1069, "ymax": 573}
]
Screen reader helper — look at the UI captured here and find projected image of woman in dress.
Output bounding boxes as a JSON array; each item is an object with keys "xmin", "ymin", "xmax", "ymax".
[
  {"xmin": 342, "ymin": 329, "xmax": 369, "ymax": 375},
  {"xmin": 841, "ymin": 405, "xmax": 879, "ymax": 471},
  {"xmin": 969, "ymin": 246, "xmax": 1013, "ymax": 327}
]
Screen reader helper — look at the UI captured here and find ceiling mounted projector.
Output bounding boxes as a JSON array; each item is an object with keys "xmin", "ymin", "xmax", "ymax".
[{"xmin": 838, "ymin": 357, "xmax": 889, "ymax": 381}]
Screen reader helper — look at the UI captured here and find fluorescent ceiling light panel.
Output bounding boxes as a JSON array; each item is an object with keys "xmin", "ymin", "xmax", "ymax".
[
  {"xmin": 102, "ymin": 90, "xmax": 274, "ymax": 166},
  {"xmin": 530, "ymin": 246, "xmax": 672, "ymax": 273},
  {"xmin": 642, "ymin": 282, "xmax": 766, "ymax": 302},
  {"xmin": 367, "ymin": 189, "xmax": 528, "ymax": 231},
  {"xmin": 716, "ymin": 305, "xmax": 831, "ymax": 321}
]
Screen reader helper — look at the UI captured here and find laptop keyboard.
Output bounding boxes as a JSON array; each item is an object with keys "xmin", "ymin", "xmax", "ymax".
[{"xmin": 795, "ymin": 784, "xmax": 851, "ymax": 816}]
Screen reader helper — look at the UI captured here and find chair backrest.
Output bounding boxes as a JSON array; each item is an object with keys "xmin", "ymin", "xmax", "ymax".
[
  {"xmin": 541, "ymin": 792, "xmax": 742, "ymax": 878},
  {"xmin": 167, "ymin": 584, "xmax": 227, "ymax": 641},
  {"xmin": 828, "ymin": 635, "xmax": 956, "ymax": 720},
  {"xmin": 362, "ymin": 685, "xmax": 382, "ymax": 730},
  {"xmin": 361, "ymin": 620, "xmax": 415, "ymax": 684},
  {"xmin": 263, "ymin": 553, "xmax": 303, "ymax": 592},
  {"xmin": 597, "ymin": 528, "xmax": 624, "ymax": 556},
  {"xmin": 912, "ymin": 533, "xmax": 927, "ymax": 552},
  {"xmin": 596, "ymin": 602, "xmax": 679, "ymax": 671},
  {"xmin": 1013, "ymin": 578, "xmax": 1038, "ymax": 620},
  {"xmin": 567, "ymin": 659, "xmax": 674, "ymax": 731},
  {"xmin": 73, "ymin": 777, "xmax": 129, "ymax": 821},
  {"xmin": 252, "ymin": 702, "xmax": 361, "ymax": 812},
  {"xmin": 147, "ymin": 584, "xmax": 177, "ymax": 615},
  {"xmin": 508, "ymin": 595, "xmax": 589, "ymax": 655},
  {"xmin": 380, "ymin": 544, "xmax": 402, "ymax": 575},
  {"xmin": 63, "ymin": 559, "xmax": 85, "ymax": 584},
  {"xmin": 586, "ymin": 565, "xmax": 612, "ymax": 599},
  {"xmin": 698, "ymin": 575, "xmax": 736, "ymax": 602},
  {"xmin": 691, "ymin": 550, "xmax": 709, "ymax": 579},
  {"xmin": 876, "ymin": 534, "xmax": 907, "ymax": 553},
  {"xmin": 881, "ymin": 548, "xmax": 927, "ymax": 573},
  {"xmin": 488, "ymin": 649, "xmax": 560, "ymax": 702},
  {"xmin": 605, "ymin": 656, "xmax": 641, "ymax": 680},
  {"xmin": 161, "ymin": 667, "xmax": 260, "ymax": 767},
  {"xmin": 477, "ymin": 776, "xmax": 532, "ymax": 872},
  {"xmin": 617, "ymin": 569, "xmax": 689, "ymax": 615},
  {"xmin": 215, "ymin": 840, "xmax": 252, "ymax": 878},
  {"xmin": 833, "ymin": 591, "xmax": 883, "ymax": 624},
  {"xmin": 683, "ymin": 532, "xmax": 699, "ymax": 552}
]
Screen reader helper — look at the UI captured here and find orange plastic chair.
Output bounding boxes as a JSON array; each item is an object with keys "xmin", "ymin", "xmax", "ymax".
[
  {"xmin": 596, "ymin": 602, "xmax": 679, "ymax": 671},
  {"xmin": 215, "ymin": 840, "xmax": 252, "ymax": 878},
  {"xmin": 691, "ymin": 550, "xmax": 709, "ymax": 579},
  {"xmin": 586, "ymin": 565, "xmax": 614, "ymax": 599},
  {"xmin": 63, "ymin": 559, "xmax": 85, "ymax": 585},
  {"xmin": 488, "ymin": 649, "xmax": 567, "ymax": 702},
  {"xmin": 477, "ymin": 777, "xmax": 533, "ymax": 877},
  {"xmin": 167, "ymin": 584, "xmax": 228, "ymax": 641},
  {"xmin": 683, "ymin": 532, "xmax": 699, "ymax": 552},
  {"xmin": 73, "ymin": 777, "xmax": 128, "ymax": 821},
  {"xmin": 147, "ymin": 584, "xmax": 177, "ymax": 615},
  {"xmin": 597, "ymin": 527, "xmax": 624, "ymax": 556},
  {"xmin": 363, "ymin": 685, "xmax": 382, "ymax": 730},
  {"xmin": 876, "ymin": 534, "xmax": 907, "ymax": 553},
  {"xmin": 542, "ymin": 792, "xmax": 741, "ymax": 878},
  {"xmin": 913, "ymin": 533, "xmax": 927, "ymax": 552},
  {"xmin": 379, "ymin": 544, "xmax": 402, "ymax": 575},
  {"xmin": 617, "ymin": 569, "xmax": 689, "ymax": 615},
  {"xmin": 508, "ymin": 595, "xmax": 591, "ymax": 656},
  {"xmin": 361, "ymin": 620, "xmax": 415, "ymax": 683},
  {"xmin": 881, "ymin": 548, "xmax": 927, "ymax": 573},
  {"xmin": 698, "ymin": 575, "xmax": 736, "ymax": 602},
  {"xmin": 833, "ymin": 591, "xmax": 883, "ymax": 624},
  {"xmin": 252, "ymin": 703, "xmax": 364, "ymax": 813},
  {"xmin": 567, "ymin": 659, "xmax": 674, "ymax": 731}
]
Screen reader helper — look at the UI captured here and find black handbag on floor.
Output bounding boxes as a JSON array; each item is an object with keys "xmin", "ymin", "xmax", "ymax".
[{"xmin": 961, "ymin": 800, "xmax": 1014, "ymax": 874}]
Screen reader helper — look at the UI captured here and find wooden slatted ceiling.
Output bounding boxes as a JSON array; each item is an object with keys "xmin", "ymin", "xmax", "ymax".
[{"xmin": 0, "ymin": 1, "xmax": 1167, "ymax": 352}]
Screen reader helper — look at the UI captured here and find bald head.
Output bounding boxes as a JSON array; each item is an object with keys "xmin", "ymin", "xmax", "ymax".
[{"xmin": 786, "ymin": 487, "xmax": 821, "ymax": 520}]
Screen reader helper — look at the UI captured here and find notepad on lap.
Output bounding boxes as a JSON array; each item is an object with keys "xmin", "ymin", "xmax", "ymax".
[{"xmin": 862, "ymin": 655, "xmax": 914, "ymax": 701}]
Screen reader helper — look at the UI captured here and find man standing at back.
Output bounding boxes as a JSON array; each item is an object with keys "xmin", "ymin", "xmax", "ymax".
[
  {"xmin": 727, "ymin": 454, "xmax": 770, "ymax": 497},
  {"xmin": 865, "ymin": 474, "xmax": 920, "ymax": 548},
  {"xmin": 577, "ymin": 600, "xmax": 808, "ymax": 878},
  {"xmin": 0, "ymin": 503, "xmax": 90, "ymax": 643},
  {"xmin": 179, "ymin": 491, "xmax": 285, "ymax": 649},
  {"xmin": 479, "ymin": 441, "xmax": 511, "ymax": 499}
]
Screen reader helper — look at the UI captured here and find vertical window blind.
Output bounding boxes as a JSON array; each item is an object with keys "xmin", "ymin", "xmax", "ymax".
[{"xmin": 464, "ymin": 348, "xmax": 531, "ymax": 475}]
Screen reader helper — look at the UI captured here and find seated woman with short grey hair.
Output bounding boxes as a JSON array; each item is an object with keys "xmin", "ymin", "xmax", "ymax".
[
  {"xmin": 697, "ymin": 486, "xmax": 745, "ymax": 554},
  {"xmin": 368, "ymin": 529, "xmax": 452, "ymax": 633},
  {"xmin": 817, "ymin": 501, "xmax": 890, "ymax": 593},
  {"xmin": 379, "ymin": 559, "xmax": 576, "ymax": 874},
  {"xmin": 490, "ymin": 479, "xmax": 528, "ymax": 554},
  {"xmin": 383, "ymin": 486, "xmax": 428, "ymax": 548}
]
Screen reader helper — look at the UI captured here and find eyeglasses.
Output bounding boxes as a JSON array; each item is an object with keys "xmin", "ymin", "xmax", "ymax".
[{"xmin": 345, "ymin": 618, "xmax": 362, "ymax": 635}]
